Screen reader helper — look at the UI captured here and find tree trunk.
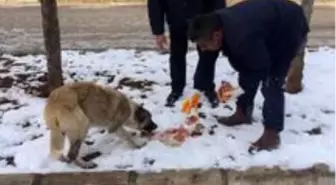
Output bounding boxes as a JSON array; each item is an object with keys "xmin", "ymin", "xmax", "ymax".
[
  {"xmin": 40, "ymin": 0, "xmax": 63, "ymax": 95},
  {"xmin": 285, "ymin": 0, "xmax": 315, "ymax": 94}
]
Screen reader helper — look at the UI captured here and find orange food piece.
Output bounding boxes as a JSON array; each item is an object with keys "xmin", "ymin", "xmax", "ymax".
[
  {"xmin": 154, "ymin": 126, "xmax": 190, "ymax": 145},
  {"xmin": 165, "ymin": 128, "xmax": 178, "ymax": 134},
  {"xmin": 173, "ymin": 133, "xmax": 186, "ymax": 142},
  {"xmin": 185, "ymin": 115, "xmax": 199, "ymax": 125},
  {"xmin": 172, "ymin": 129, "xmax": 189, "ymax": 142},
  {"xmin": 181, "ymin": 99, "xmax": 192, "ymax": 114},
  {"xmin": 165, "ymin": 126, "xmax": 188, "ymax": 135},
  {"xmin": 189, "ymin": 115, "xmax": 199, "ymax": 123},
  {"xmin": 191, "ymin": 93, "xmax": 200, "ymax": 109},
  {"xmin": 177, "ymin": 126, "xmax": 189, "ymax": 134},
  {"xmin": 217, "ymin": 81, "xmax": 234, "ymax": 103}
]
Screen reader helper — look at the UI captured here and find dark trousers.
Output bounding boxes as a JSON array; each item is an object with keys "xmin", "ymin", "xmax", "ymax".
[
  {"xmin": 169, "ymin": 26, "xmax": 219, "ymax": 93},
  {"xmin": 237, "ymin": 34, "xmax": 307, "ymax": 133}
]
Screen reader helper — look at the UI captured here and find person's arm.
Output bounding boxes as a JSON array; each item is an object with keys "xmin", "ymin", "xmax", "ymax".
[
  {"xmin": 147, "ymin": 0, "xmax": 168, "ymax": 51},
  {"xmin": 203, "ymin": 0, "xmax": 226, "ymax": 13},
  {"xmin": 215, "ymin": 0, "xmax": 226, "ymax": 10},
  {"xmin": 147, "ymin": 0, "xmax": 165, "ymax": 35}
]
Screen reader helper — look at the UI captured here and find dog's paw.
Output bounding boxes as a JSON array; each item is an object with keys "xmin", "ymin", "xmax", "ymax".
[
  {"xmin": 131, "ymin": 137, "xmax": 148, "ymax": 149},
  {"xmin": 133, "ymin": 141, "xmax": 148, "ymax": 149},
  {"xmin": 74, "ymin": 159, "xmax": 98, "ymax": 169}
]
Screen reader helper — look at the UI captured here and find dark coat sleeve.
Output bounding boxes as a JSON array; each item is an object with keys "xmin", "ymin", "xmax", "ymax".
[
  {"xmin": 215, "ymin": 0, "xmax": 226, "ymax": 9},
  {"xmin": 203, "ymin": 0, "xmax": 226, "ymax": 13},
  {"xmin": 235, "ymin": 36, "xmax": 272, "ymax": 79},
  {"xmin": 147, "ymin": 0, "xmax": 165, "ymax": 35}
]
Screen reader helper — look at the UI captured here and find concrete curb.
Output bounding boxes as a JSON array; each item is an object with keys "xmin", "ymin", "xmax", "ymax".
[{"xmin": 0, "ymin": 164, "xmax": 334, "ymax": 185}]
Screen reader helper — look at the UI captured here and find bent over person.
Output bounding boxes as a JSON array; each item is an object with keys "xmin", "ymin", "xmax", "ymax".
[
  {"xmin": 188, "ymin": 0, "xmax": 309, "ymax": 151},
  {"xmin": 147, "ymin": 0, "xmax": 225, "ymax": 108}
]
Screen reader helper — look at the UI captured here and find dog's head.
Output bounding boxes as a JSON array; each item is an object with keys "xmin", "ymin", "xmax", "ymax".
[{"xmin": 133, "ymin": 104, "xmax": 158, "ymax": 136}]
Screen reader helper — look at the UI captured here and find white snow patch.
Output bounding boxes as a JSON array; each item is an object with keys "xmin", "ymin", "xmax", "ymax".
[{"xmin": 0, "ymin": 48, "xmax": 334, "ymax": 173}]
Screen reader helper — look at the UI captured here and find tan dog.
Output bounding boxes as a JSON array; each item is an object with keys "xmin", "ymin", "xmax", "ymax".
[{"xmin": 43, "ymin": 82, "xmax": 158, "ymax": 169}]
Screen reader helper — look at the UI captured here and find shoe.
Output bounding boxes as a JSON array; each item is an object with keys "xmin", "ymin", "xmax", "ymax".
[
  {"xmin": 165, "ymin": 92, "xmax": 182, "ymax": 107},
  {"xmin": 217, "ymin": 105, "xmax": 253, "ymax": 126},
  {"xmin": 248, "ymin": 129, "xmax": 280, "ymax": 154},
  {"xmin": 203, "ymin": 90, "xmax": 219, "ymax": 108}
]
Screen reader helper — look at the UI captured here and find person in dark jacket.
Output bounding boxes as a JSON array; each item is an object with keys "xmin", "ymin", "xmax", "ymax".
[
  {"xmin": 187, "ymin": 0, "xmax": 309, "ymax": 152},
  {"xmin": 147, "ymin": 0, "xmax": 225, "ymax": 108}
]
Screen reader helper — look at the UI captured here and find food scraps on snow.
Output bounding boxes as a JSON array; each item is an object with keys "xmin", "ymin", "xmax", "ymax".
[
  {"xmin": 181, "ymin": 93, "xmax": 200, "ymax": 114},
  {"xmin": 151, "ymin": 92, "xmax": 205, "ymax": 147},
  {"xmin": 217, "ymin": 81, "xmax": 236, "ymax": 103},
  {"xmin": 151, "ymin": 82, "xmax": 236, "ymax": 147}
]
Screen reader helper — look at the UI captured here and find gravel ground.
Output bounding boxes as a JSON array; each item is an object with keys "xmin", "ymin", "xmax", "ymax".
[{"xmin": 0, "ymin": 4, "xmax": 334, "ymax": 55}]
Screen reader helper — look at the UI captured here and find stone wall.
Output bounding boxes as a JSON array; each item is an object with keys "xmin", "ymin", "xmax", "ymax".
[{"xmin": 0, "ymin": 164, "xmax": 334, "ymax": 185}]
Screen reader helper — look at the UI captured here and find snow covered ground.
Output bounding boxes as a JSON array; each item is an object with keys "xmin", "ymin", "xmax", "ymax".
[{"xmin": 0, "ymin": 48, "xmax": 334, "ymax": 173}]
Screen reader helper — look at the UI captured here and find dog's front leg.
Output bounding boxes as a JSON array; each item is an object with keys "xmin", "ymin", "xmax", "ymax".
[{"xmin": 113, "ymin": 127, "xmax": 148, "ymax": 148}]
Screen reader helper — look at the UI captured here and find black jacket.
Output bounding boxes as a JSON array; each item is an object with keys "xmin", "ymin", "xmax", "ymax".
[
  {"xmin": 148, "ymin": 0, "xmax": 226, "ymax": 35},
  {"xmin": 217, "ymin": 0, "xmax": 309, "ymax": 75}
]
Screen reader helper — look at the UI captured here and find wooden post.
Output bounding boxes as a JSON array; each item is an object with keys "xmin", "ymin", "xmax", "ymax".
[{"xmin": 40, "ymin": 0, "xmax": 64, "ymax": 94}]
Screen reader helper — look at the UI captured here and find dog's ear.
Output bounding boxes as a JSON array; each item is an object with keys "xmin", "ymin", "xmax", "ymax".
[{"xmin": 134, "ymin": 106, "xmax": 147, "ymax": 122}]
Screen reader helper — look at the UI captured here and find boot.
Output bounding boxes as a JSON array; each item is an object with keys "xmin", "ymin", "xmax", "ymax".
[
  {"xmin": 165, "ymin": 91, "xmax": 182, "ymax": 107},
  {"xmin": 286, "ymin": 53, "xmax": 304, "ymax": 94},
  {"xmin": 248, "ymin": 129, "xmax": 280, "ymax": 153},
  {"xmin": 217, "ymin": 105, "xmax": 253, "ymax": 126},
  {"xmin": 203, "ymin": 90, "xmax": 219, "ymax": 108}
]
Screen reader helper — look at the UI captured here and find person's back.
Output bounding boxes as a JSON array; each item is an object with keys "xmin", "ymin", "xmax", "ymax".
[{"xmin": 218, "ymin": 0, "xmax": 308, "ymax": 52}]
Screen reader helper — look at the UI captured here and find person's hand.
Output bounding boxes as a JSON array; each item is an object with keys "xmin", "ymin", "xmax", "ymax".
[{"xmin": 155, "ymin": 34, "xmax": 168, "ymax": 52}]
